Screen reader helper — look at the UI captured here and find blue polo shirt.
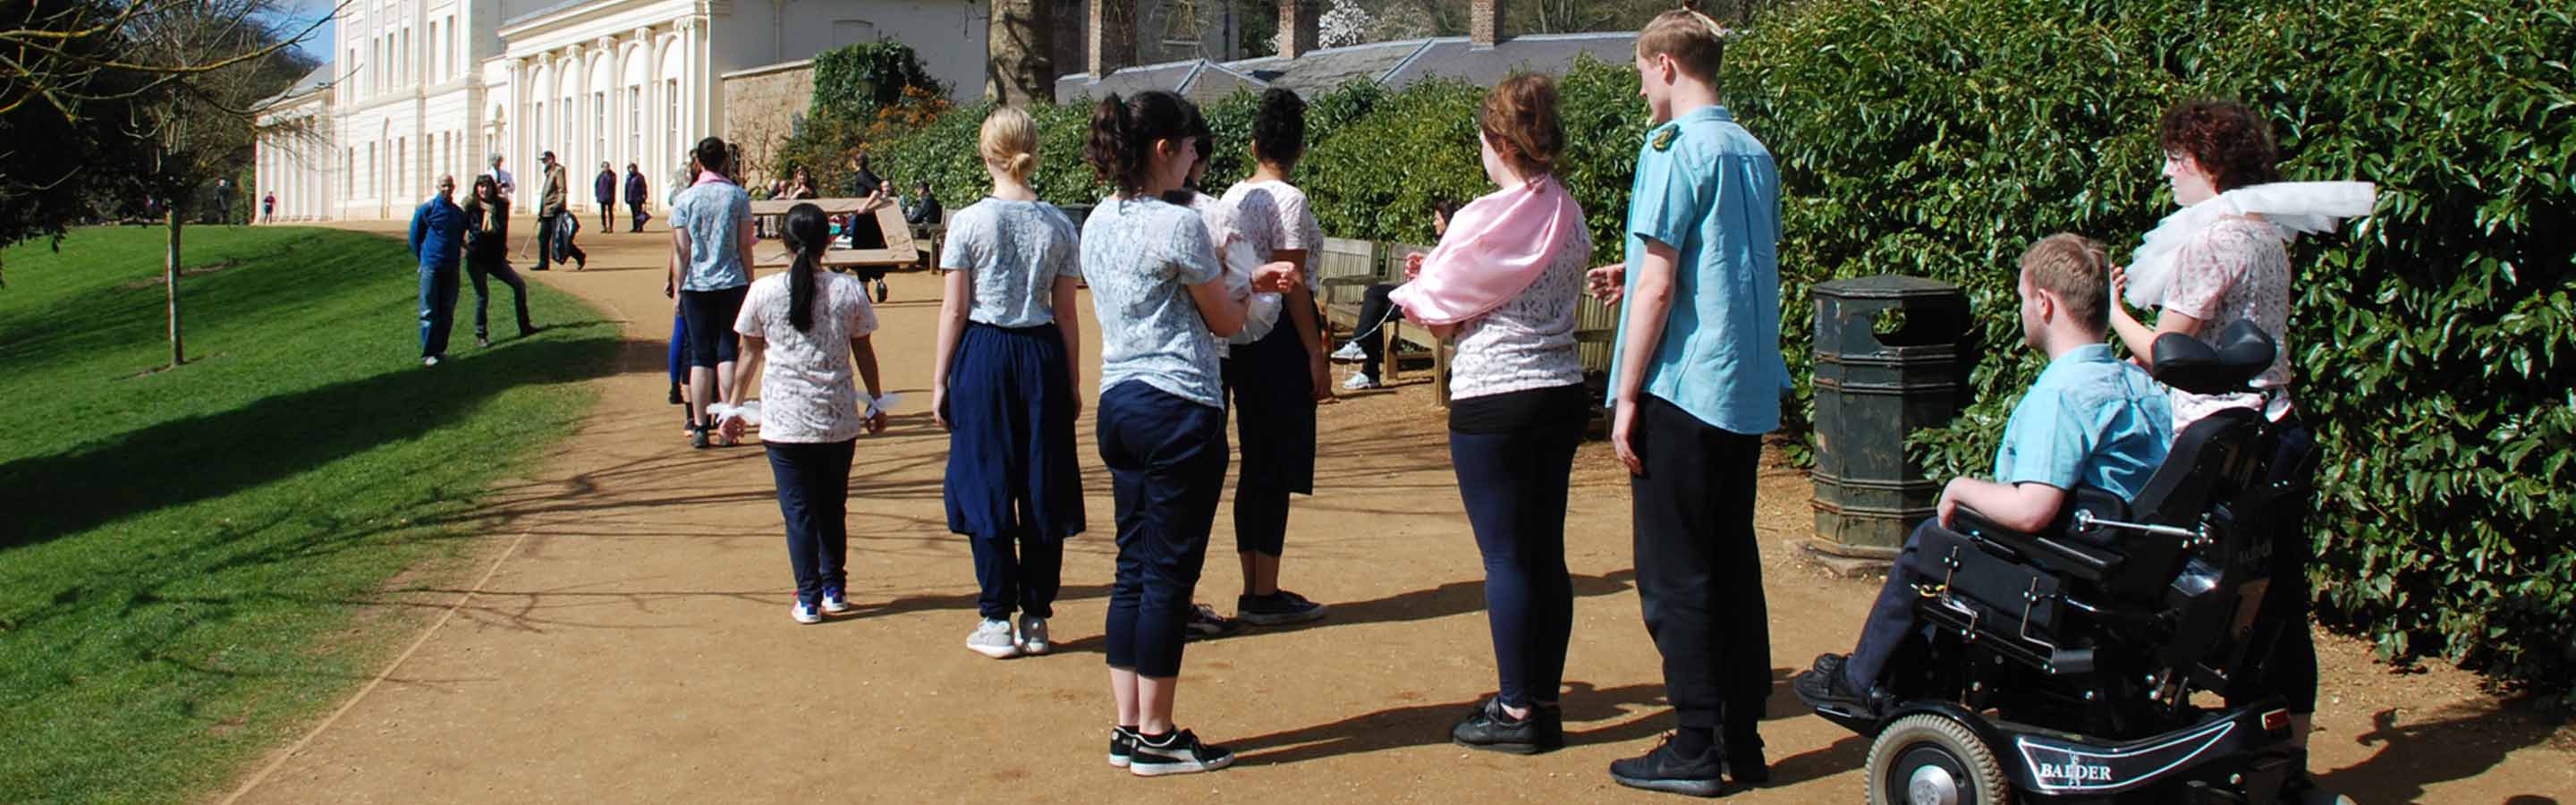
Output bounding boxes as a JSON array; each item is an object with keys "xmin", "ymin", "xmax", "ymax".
[
  {"xmin": 1993, "ymin": 344, "xmax": 2175, "ymax": 499},
  {"xmin": 1609, "ymin": 105, "xmax": 1792, "ymax": 435}
]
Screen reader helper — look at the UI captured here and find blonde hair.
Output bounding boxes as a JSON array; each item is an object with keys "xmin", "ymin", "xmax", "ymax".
[
  {"xmin": 1636, "ymin": 5, "xmax": 1727, "ymax": 81},
  {"xmin": 980, "ymin": 106, "xmax": 1040, "ymax": 183},
  {"xmin": 2019, "ymin": 233, "xmax": 2111, "ymax": 332}
]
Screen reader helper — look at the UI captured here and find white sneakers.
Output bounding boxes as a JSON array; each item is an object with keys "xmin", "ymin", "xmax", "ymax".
[
  {"xmin": 966, "ymin": 615, "xmax": 1053, "ymax": 658},
  {"xmin": 1018, "ymin": 614, "xmax": 1050, "ymax": 656},
  {"xmin": 819, "ymin": 589, "xmax": 852, "ymax": 614},
  {"xmin": 1342, "ymin": 372, "xmax": 1379, "ymax": 391},
  {"xmin": 967, "ymin": 618, "xmax": 1020, "ymax": 658},
  {"xmin": 789, "ymin": 601, "xmax": 822, "ymax": 625},
  {"xmin": 1328, "ymin": 342, "xmax": 1368, "ymax": 363}
]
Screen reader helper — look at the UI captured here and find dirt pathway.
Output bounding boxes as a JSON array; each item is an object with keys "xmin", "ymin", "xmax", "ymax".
[{"xmin": 225, "ymin": 221, "xmax": 2572, "ymax": 803}]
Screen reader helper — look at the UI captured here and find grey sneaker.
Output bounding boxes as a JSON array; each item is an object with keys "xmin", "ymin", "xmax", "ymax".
[
  {"xmin": 1016, "ymin": 614, "xmax": 1050, "ymax": 656},
  {"xmin": 966, "ymin": 618, "xmax": 1020, "ymax": 658},
  {"xmin": 1328, "ymin": 342, "xmax": 1367, "ymax": 363},
  {"xmin": 1341, "ymin": 372, "xmax": 1379, "ymax": 391}
]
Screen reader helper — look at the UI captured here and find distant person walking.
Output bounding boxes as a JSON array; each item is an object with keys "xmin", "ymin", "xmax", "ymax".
[
  {"xmin": 728, "ymin": 202, "xmax": 890, "ymax": 624},
  {"xmin": 462, "ymin": 174, "xmax": 537, "ymax": 347},
  {"xmin": 261, "ymin": 191, "xmax": 276, "ymax": 223},
  {"xmin": 932, "ymin": 106, "xmax": 1087, "ymax": 660},
  {"xmin": 668, "ymin": 136, "xmax": 758, "ymax": 449},
  {"xmin": 408, "ymin": 174, "xmax": 467, "ymax": 368},
  {"xmin": 534, "ymin": 150, "xmax": 587, "ymax": 271},
  {"xmin": 596, "ymin": 162, "xmax": 618, "ymax": 232},
  {"xmin": 624, "ymin": 163, "xmax": 651, "ymax": 232},
  {"xmin": 214, "ymin": 177, "xmax": 235, "ymax": 224}
]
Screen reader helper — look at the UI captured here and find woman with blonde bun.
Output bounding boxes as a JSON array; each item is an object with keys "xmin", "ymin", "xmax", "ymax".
[{"xmin": 933, "ymin": 106, "xmax": 1090, "ymax": 660}]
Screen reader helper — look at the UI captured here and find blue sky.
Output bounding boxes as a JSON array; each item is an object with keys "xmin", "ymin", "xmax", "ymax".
[{"xmin": 267, "ymin": 0, "xmax": 338, "ymax": 63}]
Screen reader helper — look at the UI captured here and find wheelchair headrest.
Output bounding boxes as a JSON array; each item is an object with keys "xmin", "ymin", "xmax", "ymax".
[{"xmin": 2150, "ymin": 321, "xmax": 2276, "ymax": 395}]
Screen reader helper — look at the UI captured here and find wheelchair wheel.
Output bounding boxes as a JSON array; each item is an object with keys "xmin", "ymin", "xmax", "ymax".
[{"xmin": 1865, "ymin": 714, "xmax": 2010, "ymax": 805}]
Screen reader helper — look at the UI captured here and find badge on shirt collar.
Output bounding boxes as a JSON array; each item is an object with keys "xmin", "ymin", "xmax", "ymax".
[{"xmin": 1651, "ymin": 126, "xmax": 1679, "ymax": 152}]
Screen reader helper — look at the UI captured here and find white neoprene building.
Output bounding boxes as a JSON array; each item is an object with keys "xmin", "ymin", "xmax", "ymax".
[{"xmin": 255, "ymin": 0, "xmax": 991, "ymax": 222}]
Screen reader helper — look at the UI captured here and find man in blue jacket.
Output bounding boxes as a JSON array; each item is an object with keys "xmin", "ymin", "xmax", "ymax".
[{"xmin": 409, "ymin": 174, "xmax": 466, "ymax": 367}]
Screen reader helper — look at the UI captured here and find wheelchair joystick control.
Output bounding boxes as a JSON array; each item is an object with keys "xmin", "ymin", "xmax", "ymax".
[{"xmin": 2072, "ymin": 509, "xmax": 2201, "ymax": 540}]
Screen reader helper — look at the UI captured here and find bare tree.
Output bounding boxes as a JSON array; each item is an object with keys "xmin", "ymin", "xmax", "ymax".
[{"xmin": 1, "ymin": 0, "xmax": 325, "ymax": 364}]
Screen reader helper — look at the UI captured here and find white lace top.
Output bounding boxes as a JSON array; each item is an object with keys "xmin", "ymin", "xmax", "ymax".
[
  {"xmin": 2163, "ymin": 216, "xmax": 2296, "ymax": 429},
  {"xmin": 1446, "ymin": 225, "xmax": 1593, "ymax": 400}
]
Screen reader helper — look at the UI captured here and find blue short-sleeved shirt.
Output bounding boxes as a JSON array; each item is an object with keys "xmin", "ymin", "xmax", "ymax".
[
  {"xmin": 1080, "ymin": 196, "xmax": 1225, "ymax": 409},
  {"xmin": 1993, "ymin": 344, "xmax": 2176, "ymax": 500},
  {"xmin": 939, "ymin": 199, "xmax": 1083, "ymax": 328},
  {"xmin": 670, "ymin": 181, "xmax": 752, "ymax": 292},
  {"xmin": 1609, "ymin": 106, "xmax": 1792, "ymax": 436}
]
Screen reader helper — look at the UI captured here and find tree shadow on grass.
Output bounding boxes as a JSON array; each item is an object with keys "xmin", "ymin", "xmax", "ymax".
[{"xmin": 0, "ymin": 333, "xmax": 625, "ymax": 551}]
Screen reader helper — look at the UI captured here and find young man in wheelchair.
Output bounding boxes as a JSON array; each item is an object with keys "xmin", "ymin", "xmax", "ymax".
[{"xmin": 1793, "ymin": 233, "xmax": 2174, "ymax": 715}]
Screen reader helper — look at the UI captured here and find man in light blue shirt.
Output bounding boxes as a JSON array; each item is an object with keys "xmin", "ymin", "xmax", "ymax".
[
  {"xmin": 1594, "ymin": 28, "xmax": 1792, "ymax": 791},
  {"xmin": 666, "ymin": 137, "xmax": 757, "ymax": 445},
  {"xmin": 1795, "ymin": 233, "xmax": 2174, "ymax": 715},
  {"xmin": 408, "ymin": 174, "xmax": 465, "ymax": 367}
]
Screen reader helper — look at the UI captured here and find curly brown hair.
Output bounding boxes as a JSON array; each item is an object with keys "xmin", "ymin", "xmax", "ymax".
[{"xmin": 2158, "ymin": 99, "xmax": 2280, "ymax": 193}]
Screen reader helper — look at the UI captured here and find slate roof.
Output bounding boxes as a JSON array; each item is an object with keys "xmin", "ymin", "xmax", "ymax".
[{"xmin": 1055, "ymin": 32, "xmax": 1639, "ymax": 102}]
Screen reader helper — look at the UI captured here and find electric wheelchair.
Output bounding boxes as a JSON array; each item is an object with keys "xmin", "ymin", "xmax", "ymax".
[{"xmin": 1799, "ymin": 321, "xmax": 2334, "ymax": 805}]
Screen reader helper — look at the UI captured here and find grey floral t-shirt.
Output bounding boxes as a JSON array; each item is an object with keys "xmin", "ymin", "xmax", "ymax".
[
  {"xmin": 1221, "ymin": 180, "xmax": 1325, "ymax": 296},
  {"xmin": 1080, "ymin": 196, "xmax": 1225, "ymax": 408},
  {"xmin": 938, "ymin": 199, "xmax": 1082, "ymax": 328}
]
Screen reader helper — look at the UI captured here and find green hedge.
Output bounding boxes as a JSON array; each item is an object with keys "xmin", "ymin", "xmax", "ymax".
[{"xmin": 856, "ymin": 0, "xmax": 2576, "ymax": 691}]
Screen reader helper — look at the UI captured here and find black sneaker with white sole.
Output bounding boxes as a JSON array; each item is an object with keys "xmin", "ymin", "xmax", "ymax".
[
  {"xmin": 1182, "ymin": 604, "xmax": 1242, "ymax": 641},
  {"xmin": 1234, "ymin": 589, "xmax": 1327, "ymax": 626},
  {"xmin": 1128, "ymin": 729, "xmax": 1234, "ymax": 776},
  {"xmin": 1107, "ymin": 725, "xmax": 1138, "ymax": 768}
]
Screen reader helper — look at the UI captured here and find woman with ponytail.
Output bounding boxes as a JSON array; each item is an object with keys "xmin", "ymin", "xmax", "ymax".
[
  {"xmin": 932, "ymin": 106, "xmax": 1089, "ymax": 660},
  {"xmin": 728, "ymin": 202, "xmax": 891, "ymax": 624},
  {"xmin": 1080, "ymin": 89, "xmax": 1300, "ymax": 777}
]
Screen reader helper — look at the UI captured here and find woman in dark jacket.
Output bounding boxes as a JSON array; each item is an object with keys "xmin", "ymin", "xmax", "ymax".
[{"xmin": 462, "ymin": 174, "xmax": 537, "ymax": 346}]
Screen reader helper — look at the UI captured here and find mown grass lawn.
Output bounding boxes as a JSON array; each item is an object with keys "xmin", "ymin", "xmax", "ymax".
[{"xmin": 0, "ymin": 225, "xmax": 620, "ymax": 803}]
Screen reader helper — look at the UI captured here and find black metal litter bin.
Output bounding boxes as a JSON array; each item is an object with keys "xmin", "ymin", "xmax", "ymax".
[{"xmin": 1809, "ymin": 275, "xmax": 1972, "ymax": 559}]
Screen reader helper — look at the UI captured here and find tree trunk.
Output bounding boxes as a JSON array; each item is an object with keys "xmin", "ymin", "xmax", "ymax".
[
  {"xmin": 166, "ymin": 210, "xmax": 184, "ymax": 366},
  {"xmin": 987, "ymin": 0, "xmax": 1057, "ymax": 106}
]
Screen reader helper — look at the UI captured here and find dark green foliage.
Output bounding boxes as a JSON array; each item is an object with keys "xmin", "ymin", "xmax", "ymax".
[
  {"xmin": 1718, "ymin": 0, "xmax": 2576, "ymax": 692},
  {"xmin": 852, "ymin": 0, "xmax": 2576, "ymax": 690},
  {"xmin": 806, "ymin": 41, "xmax": 945, "ymax": 126}
]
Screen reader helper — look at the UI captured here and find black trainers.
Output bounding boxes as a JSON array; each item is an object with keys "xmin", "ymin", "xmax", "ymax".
[
  {"xmin": 1609, "ymin": 733, "xmax": 1728, "ymax": 797},
  {"xmin": 1792, "ymin": 657, "xmax": 1877, "ymax": 719},
  {"xmin": 1451, "ymin": 698, "xmax": 1562, "ymax": 754},
  {"xmin": 1107, "ymin": 725, "xmax": 1138, "ymax": 768},
  {"xmin": 690, "ymin": 424, "xmax": 711, "ymax": 450},
  {"xmin": 1182, "ymin": 604, "xmax": 1241, "ymax": 641},
  {"xmin": 873, "ymin": 278, "xmax": 888, "ymax": 302},
  {"xmin": 1235, "ymin": 589, "xmax": 1327, "ymax": 626},
  {"xmin": 669, "ymin": 381, "xmax": 684, "ymax": 405},
  {"xmin": 1128, "ymin": 728, "xmax": 1233, "ymax": 776}
]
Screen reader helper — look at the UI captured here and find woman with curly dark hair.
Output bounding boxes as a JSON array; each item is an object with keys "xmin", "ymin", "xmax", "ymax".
[{"xmin": 2111, "ymin": 97, "xmax": 2373, "ymax": 798}]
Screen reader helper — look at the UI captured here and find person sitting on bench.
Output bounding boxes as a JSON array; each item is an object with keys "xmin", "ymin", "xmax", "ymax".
[
  {"xmin": 1793, "ymin": 233, "xmax": 2174, "ymax": 714},
  {"xmin": 1329, "ymin": 199, "xmax": 1462, "ymax": 389}
]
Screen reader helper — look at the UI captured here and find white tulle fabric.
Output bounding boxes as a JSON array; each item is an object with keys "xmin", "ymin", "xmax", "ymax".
[{"xmin": 2123, "ymin": 182, "xmax": 2377, "ymax": 309}]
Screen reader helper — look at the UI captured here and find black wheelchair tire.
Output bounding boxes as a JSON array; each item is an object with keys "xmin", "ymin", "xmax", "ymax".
[{"xmin": 1866, "ymin": 714, "xmax": 2011, "ymax": 805}]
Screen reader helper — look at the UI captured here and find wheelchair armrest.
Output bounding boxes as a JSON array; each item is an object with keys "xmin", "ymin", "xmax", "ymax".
[{"xmin": 1950, "ymin": 506, "xmax": 2122, "ymax": 582}]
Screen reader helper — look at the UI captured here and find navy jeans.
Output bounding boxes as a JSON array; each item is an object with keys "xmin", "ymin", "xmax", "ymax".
[
  {"xmin": 970, "ymin": 534, "xmax": 1063, "ymax": 621},
  {"xmin": 416, "ymin": 263, "xmax": 461, "ymax": 358},
  {"xmin": 1451, "ymin": 416, "xmax": 1585, "ymax": 708},
  {"xmin": 1097, "ymin": 381, "xmax": 1227, "ymax": 678},
  {"xmin": 766, "ymin": 439, "xmax": 855, "ymax": 606},
  {"xmin": 1843, "ymin": 520, "xmax": 1943, "ymax": 691}
]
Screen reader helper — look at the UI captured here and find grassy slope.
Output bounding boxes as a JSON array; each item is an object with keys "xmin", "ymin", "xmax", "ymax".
[{"xmin": 0, "ymin": 225, "xmax": 621, "ymax": 803}]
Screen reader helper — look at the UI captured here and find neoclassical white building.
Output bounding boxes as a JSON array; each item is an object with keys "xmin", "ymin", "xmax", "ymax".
[{"xmin": 257, "ymin": 0, "xmax": 993, "ymax": 221}]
